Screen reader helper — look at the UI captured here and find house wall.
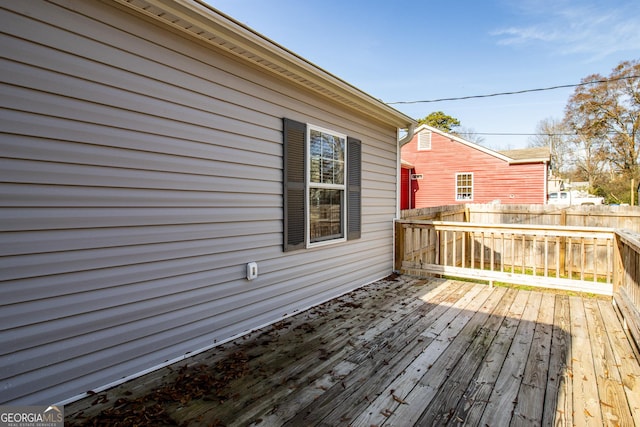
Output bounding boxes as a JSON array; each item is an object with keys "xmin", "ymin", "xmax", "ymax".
[
  {"xmin": 402, "ymin": 132, "xmax": 546, "ymax": 208},
  {"xmin": 0, "ymin": 0, "xmax": 399, "ymax": 404}
]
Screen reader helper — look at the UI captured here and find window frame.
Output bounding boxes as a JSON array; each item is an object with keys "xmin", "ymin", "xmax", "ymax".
[
  {"xmin": 455, "ymin": 172, "xmax": 473, "ymax": 201},
  {"xmin": 306, "ymin": 124, "xmax": 347, "ymax": 248},
  {"xmin": 282, "ymin": 118, "xmax": 361, "ymax": 252}
]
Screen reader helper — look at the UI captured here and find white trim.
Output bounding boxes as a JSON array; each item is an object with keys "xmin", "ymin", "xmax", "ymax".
[
  {"xmin": 396, "ymin": 129, "xmax": 402, "ymax": 218},
  {"xmin": 544, "ymin": 160, "xmax": 549, "ymax": 203},
  {"xmin": 306, "ymin": 124, "xmax": 347, "ymax": 248},
  {"xmin": 455, "ymin": 172, "xmax": 473, "ymax": 201}
]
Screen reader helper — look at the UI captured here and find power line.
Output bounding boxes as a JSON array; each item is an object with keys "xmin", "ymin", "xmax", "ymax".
[
  {"xmin": 463, "ymin": 132, "xmax": 570, "ymax": 136},
  {"xmin": 387, "ymin": 75, "xmax": 640, "ymax": 105},
  {"xmin": 461, "ymin": 131, "xmax": 633, "ymax": 136}
]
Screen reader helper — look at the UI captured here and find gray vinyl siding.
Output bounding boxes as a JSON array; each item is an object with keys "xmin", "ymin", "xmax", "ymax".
[{"xmin": 0, "ymin": 0, "xmax": 399, "ymax": 404}]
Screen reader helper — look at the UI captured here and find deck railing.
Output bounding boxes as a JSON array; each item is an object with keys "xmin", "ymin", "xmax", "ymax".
[
  {"xmin": 614, "ymin": 230, "xmax": 640, "ymax": 353},
  {"xmin": 395, "ymin": 220, "xmax": 616, "ymax": 295},
  {"xmin": 395, "ymin": 219, "xmax": 640, "ymax": 352}
]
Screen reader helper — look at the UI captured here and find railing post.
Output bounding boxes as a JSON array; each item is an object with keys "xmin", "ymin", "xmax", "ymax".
[
  {"xmin": 612, "ymin": 232, "xmax": 622, "ymax": 295},
  {"xmin": 394, "ymin": 220, "xmax": 404, "ymax": 272},
  {"xmin": 559, "ymin": 210, "xmax": 567, "ymax": 276}
]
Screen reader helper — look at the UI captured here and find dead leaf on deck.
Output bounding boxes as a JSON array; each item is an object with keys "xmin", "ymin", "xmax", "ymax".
[
  {"xmin": 392, "ymin": 394, "xmax": 408, "ymax": 404},
  {"xmin": 91, "ymin": 394, "xmax": 109, "ymax": 405},
  {"xmin": 600, "ymin": 400, "xmax": 614, "ymax": 408},
  {"xmin": 381, "ymin": 409, "xmax": 393, "ymax": 417}
]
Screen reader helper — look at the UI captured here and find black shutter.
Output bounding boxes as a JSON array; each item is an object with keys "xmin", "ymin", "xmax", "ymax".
[
  {"xmin": 283, "ymin": 118, "xmax": 306, "ymax": 251},
  {"xmin": 347, "ymin": 137, "xmax": 361, "ymax": 240}
]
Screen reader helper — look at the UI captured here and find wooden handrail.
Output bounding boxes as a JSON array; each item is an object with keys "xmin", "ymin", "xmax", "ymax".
[
  {"xmin": 395, "ymin": 219, "xmax": 615, "ymax": 296},
  {"xmin": 613, "ymin": 230, "xmax": 640, "ymax": 355},
  {"xmin": 400, "ymin": 220, "xmax": 616, "ymax": 238}
]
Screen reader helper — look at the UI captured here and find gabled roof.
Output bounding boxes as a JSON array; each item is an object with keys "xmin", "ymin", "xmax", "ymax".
[
  {"xmin": 412, "ymin": 124, "xmax": 550, "ymax": 164},
  {"xmin": 498, "ymin": 147, "xmax": 551, "ymax": 164},
  {"xmin": 112, "ymin": 0, "xmax": 416, "ymax": 130}
]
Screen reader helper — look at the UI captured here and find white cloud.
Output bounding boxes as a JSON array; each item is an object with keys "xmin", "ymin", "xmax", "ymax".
[{"xmin": 492, "ymin": 2, "xmax": 640, "ymax": 60}]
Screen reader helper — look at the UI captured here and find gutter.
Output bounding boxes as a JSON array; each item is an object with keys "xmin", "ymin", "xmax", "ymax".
[
  {"xmin": 398, "ymin": 123, "xmax": 417, "ymax": 147},
  {"xmin": 396, "ymin": 123, "xmax": 417, "ymax": 218},
  {"xmin": 394, "ymin": 124, "xmax": 416, "ymax": 273},
  {"xmin": 544, "ymin": 160, "xmax": 549, "ymax": 204}
]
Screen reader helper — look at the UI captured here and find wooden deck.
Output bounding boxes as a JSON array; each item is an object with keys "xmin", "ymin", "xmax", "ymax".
[{"xmin": 65, "ymin": 275, "xmax": 640, "ymax": 426}]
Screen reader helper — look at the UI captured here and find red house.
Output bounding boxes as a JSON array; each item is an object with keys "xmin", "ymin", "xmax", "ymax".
[{"xmin": 401, "ymin": 125, "xmax": 550, "ymax": 209}]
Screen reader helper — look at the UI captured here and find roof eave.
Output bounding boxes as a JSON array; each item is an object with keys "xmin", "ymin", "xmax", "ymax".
[
  {"xmin": 112, "ymin": 0, "xmax": 416, "ymax": 129},
  {"xmin": 507, "ymin": 158, "xmax": 550, "ymax": 165}
]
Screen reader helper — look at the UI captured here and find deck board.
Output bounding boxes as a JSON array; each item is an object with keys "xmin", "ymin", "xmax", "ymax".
[
  {"xmin": 596, "ymin": 299, "xmax": 640, "ymax": 426},
  {"xmin": 513, "ymin": 292, "xmax": 555, "ymax": 425},
  {"xmin": 584, "ymin": 298, "xmax": 634, "ymax": 425},
  {"xmin": 413, "ymin": 286, "xmax": 511, "ymax": 425},
  {"xmin": 569, "ymin": 296, "xmax": 603, "ymax": 425},
  {"xmin": 450, "ymin": 288, "xmax": 530, "ymax": 426},
  {"xmin": 65, "ymin": 275, "xmax": 640, "ymax": 427},
  {"xmin": 543, "ymin": 294, "xmax": 572, "ymax": 426},
  {"xmin": 479, "ymin": 290, "xmax": 542, "ymax": 426}
]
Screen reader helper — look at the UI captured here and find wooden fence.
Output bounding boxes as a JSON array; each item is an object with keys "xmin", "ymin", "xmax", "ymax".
[
  {"xmin": 467, "ymin": 203, "xmax": 640, "ymax": 232},
  {"xmin": 400, "ymin": 205, "xmax": 468, "ymax": 221},
  {"xmin": 402, "ymin": 204, "xmax": 640, "ymax": 232}
]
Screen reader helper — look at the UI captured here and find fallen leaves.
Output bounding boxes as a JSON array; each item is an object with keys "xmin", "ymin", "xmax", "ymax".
[{"xmin": 68, "ymin": 352, "xmax": 250, "ymax": 426}]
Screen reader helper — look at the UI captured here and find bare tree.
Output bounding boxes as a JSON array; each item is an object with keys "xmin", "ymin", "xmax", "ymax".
[
  {"xmin": 564, "ymin": 60, "xmax": 640, "ymax": 179},
  {"xmin": 455, "ymin": 127, "xmax": 486, "ymax": 145},
  {"xmin": 570, "ymin": 134, "xmax": 608, "ymax": 187},
  {"xmin": 528, "ymin": 117, "xmax": 571, "ymax": 177}
]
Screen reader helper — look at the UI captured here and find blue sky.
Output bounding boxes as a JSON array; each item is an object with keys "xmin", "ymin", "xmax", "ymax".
[{"xmin": 209, "ymin": 0, "xmax": 640, "ymax": 149}]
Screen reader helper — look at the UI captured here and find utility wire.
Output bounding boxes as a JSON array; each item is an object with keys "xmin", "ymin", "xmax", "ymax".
[
  {"xmin": 387, "ymin": 75, "xmax": 640, "ymax": 105},
  {"xmin": 461, "ymin": 131, "xmax": 633, "ymax": 137},
  {"xmin": 463, "ymin": 132, "xmax": 572, "ymax": 136}
]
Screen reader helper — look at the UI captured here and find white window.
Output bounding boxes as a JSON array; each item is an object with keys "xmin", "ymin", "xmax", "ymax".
[
  {"xmin": 308, "ymin": 125, "xmax": 346, "ymax": 245},
  {"xmin": 417, "ymin": 130, "xmax": 432, "ymax": 150},
  {"xmin": 283, "ymin": 118, "xmax": 361, "ymax": 252},
  {"xmin": 455, "ymin": 173, "xmax": 473, "ymax": 201}
]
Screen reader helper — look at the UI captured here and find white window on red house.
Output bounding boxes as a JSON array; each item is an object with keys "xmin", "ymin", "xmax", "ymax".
[
  {"xmin": 417, "ymin": 130, "xmax": 432, "ymax": 150},
  {"xmin": 455, "ymin": 172, "xmax": 473, "ymax": 201}
]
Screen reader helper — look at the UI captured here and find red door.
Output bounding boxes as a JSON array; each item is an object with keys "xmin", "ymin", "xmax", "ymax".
[{"xmin": 400, "ymin": 168, "xmax": 417, "ymax": 210}]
